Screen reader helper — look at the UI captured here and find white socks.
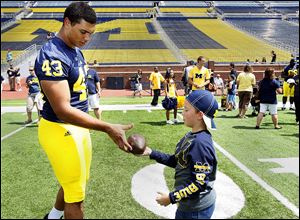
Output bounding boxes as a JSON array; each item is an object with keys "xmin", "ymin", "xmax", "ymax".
[{"xmin": 48, "ymin": 207, "xmax": 64, "ymax": 219}]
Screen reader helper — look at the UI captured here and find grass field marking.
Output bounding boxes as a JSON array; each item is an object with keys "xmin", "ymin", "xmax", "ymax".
[
  {"xmin": 131, "ymin": 163, "xmax": 245, "ymax": 219},
  {"xmin": 147, "ymin": 109, "xmax": 152, "ymax": 112},
  {"xmin": 1, "ymin": 119, "xmax": 38, "ymax": 142},
  {"xmin": 213, "ymin": 141, "xmax": 299, "ymax": 217}
]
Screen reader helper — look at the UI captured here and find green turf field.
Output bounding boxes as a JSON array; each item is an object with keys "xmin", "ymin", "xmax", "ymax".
[{"xmin": 1, "ymin": 102, "xmax": 299, "ymax": 219}]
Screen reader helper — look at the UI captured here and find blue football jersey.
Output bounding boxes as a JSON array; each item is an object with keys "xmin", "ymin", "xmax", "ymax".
[
  {"xmin": 86, "ymin": 68, "xmax": 100, "ymax": 95},
  {"xmin": 35, "ymin": 36, "xmax": 88, "ymax": 122},
  {"xmin": 26, "ymin": 75, "xmax": 40, "ymax": 95}
]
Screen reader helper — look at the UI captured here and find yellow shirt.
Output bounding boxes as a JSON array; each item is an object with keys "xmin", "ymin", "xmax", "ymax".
[
  {"xmin": 149, "ymin": 72, "xmax": 165, "ymax": 90},
  {"xmin": 237, "ymin": 72, "xmax": 256, "ymax": 92},
  {"xmin": 166, "ymin": 79, "xmax": 176, "ymax": 98},
  {"xmin": 188, "ymin": 66, "xmax": 210, "ymax": 90}
]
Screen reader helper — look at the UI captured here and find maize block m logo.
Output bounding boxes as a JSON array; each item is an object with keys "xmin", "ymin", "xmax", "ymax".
[{"xmin": 195, "ymin": 73, "xmax": 203, "ymax": 79}]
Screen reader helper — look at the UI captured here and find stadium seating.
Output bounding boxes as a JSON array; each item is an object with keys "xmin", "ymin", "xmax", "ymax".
[
  {"xmin": 1, "ymin": 1, "xmax": 297, "ymax": 65},
  {"xmin": 226, "ymin": 18, "xmax": 299, "ymax": 52}
]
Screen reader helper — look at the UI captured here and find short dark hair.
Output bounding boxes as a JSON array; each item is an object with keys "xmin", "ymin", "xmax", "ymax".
[
  {"xmin": 64, "ymin": 2, "xmax": 96, "ymax": 25},
  {"xmin": 197, "ymin": 56, "xmax": 205, "ymax": 62},
  {"xmin": 230, "ymin": 62, "xmax": 235, "ymax": 68}
]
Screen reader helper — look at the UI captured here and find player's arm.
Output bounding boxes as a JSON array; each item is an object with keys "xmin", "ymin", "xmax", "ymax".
[{"xmin": 40, "ymin": 80, "xmax": 133, "ymax": 152}]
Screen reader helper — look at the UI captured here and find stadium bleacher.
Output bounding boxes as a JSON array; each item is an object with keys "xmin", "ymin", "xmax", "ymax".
[
  {"xmin": 1, "ymin": 0, "xmax": 298, "ymax": 65},
  {"xmin": 226, "ymin": 18, "xmax": 299, "ymax": 52}
]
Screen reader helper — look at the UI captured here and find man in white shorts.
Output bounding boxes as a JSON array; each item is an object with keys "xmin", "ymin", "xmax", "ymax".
[
  {"xmin": 87, "ymin": 68, "xmax": 102, "ymax": 120},
  {"xmin": 25, "ymin": 67, "xmax": 43, "ymax": 123}
]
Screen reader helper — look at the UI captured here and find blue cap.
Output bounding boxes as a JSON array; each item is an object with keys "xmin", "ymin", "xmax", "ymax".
[{"xmin": 186, "ymin": 90, "xmax": 218, "ymax": 130}]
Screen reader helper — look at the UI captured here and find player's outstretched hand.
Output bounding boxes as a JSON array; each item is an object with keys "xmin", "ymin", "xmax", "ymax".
[{"xmin": 107, "ymin": 123, "xmax": 134, "ymax": 152}]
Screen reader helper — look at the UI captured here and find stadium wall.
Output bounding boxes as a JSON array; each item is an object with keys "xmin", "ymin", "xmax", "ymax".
[{"xmin": 90, "ymin": 63, "xmax": 286, "ymax": 89}]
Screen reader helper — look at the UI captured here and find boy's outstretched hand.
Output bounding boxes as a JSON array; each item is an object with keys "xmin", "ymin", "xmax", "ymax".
[{"xmin": 156, "ymin": 192, "xmax": 171, "ymax": 206}]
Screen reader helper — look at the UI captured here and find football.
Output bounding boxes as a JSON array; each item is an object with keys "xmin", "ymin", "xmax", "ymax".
[{"xmin": 127, "ymin": 134, "xmax": 146, "ymax": 154}]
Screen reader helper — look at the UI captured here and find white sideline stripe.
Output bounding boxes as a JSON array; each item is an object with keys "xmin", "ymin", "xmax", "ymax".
[
  {"xmin": 1, "ymin": 119, "xmax": 38, "ymax": 142},
  {"xmin": 213, "ymin": 141, "xmax": 299, "ymax": 217}
]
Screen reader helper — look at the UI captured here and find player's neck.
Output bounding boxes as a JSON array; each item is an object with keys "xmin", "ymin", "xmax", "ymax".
[
  {"xmin": 57, "ymin": 29, "xmax": 75, "ymax": 49},
  {"xmin": 197, "ymin": 64, "xmax": 203, "ymax": 69}
]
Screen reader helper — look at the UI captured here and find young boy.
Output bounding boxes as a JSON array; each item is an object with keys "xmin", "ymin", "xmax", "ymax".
[{"xmin": 142, "ymin": 90, "xmax": 218, "ymax": 219}]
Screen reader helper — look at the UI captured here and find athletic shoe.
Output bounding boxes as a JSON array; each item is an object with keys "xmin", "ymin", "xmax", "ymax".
[
  {"xmin": 173, "ymin": 119, "xmax": 179, "ymax": 124},
  {"xmin": 43, "ymin": 213, "xmax": 63, "ymax": 219},
  {"xmin": 281, "ymin": 107, "xmax": 286, "ymax": 110},
  {"xmin": 24, "ymin": 120, "xmax": 33, "ymax": 124},
  {"xmin": 289, "ymin": 107, "xmax": 295, "ymax": 111},
  {"xmin": 255, "ymin": 126, "xmax": 260, "ymax": 129},
  {"xmin": 166, "ymin": 120, "xmax": 174, "ymax": 125},
  {"xmin": 275, "ymin": 126, "xmax": 282, "ymax": 129}
]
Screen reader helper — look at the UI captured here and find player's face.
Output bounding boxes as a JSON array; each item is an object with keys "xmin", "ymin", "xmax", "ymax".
[
  {"xmin": 67, "ymin": 19, "xmax": 96, "ymax": 48},
  {"xmin": 182, "ymin": 100, "xmax": 198, "ymax": 128}
]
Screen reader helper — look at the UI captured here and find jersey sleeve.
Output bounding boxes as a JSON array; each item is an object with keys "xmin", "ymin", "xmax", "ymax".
[
  {"xmin": 35, "ymin": 48, "xmax": 70, "ymax": 81},
  {"xmin": 169, "ymin": 140, "xmax": 217, "ymax": 204},
  {"xmin": 149, "ymin": 150, "xmax": 177, "ymax": 168}
]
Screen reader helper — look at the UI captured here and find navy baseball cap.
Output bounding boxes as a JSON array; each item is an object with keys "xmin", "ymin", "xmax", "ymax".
[{"xmin": 186, "ymin": 90, "xmax": 218, "ymax": 130}]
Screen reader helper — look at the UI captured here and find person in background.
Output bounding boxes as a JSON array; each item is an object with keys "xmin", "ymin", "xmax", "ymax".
[
  {"xmin": 213, "ymin": 73, "xmax": 224, "ymax": 96},
  {"xmin": 7, "ymin": 64, "xmax": 16, "ymax": 91},
  {"xmin": 188, "ymin": 56, "xmax": 211, "ymax": 91},
  {"xmin": 1, "ymin": 75, "xmax": 4, "ymax": 94},
  {"xmin": 229, "ymin": 62, "xmax": 237, "ymax": 109},
  {"xmin": 182, "ymin": 60, "xmax": 194, "ymax": 95},
  {"xmin": 47, "ymin": 32, "xmax": 53, "ymax": 41},
  {"xmin": 236, "ymin": 64, "xmax": 256, "ymax": 118},
  {"xmin": 14, "ymin": 66, "xmax": 22, "ymax": 91},
  {"xmin": 261, "ymin": 57, "xmax": 267, "ymax": 63},
  {"xmin": 288, "ymin": 69, "xmax": 299, "ymax": 124},
  {"xmin": 149, "ymin": 67, "xmax": 165, "ymax": 106},
  {"xmin": 225, "ymin": 74, "xmax": 236, "ymax": 111},
  {"xmin": 132, "ymin": 69, "xmax": 143, "ymax": 98},
  {"xmin": 271, "ymin": 50, "xmax": 277, "ymax": 63},
  {"xmin": 140, "ymin": 90, "xmax": 218, "ymax": 219},
  {"xmin": 6, "ymin": 48, "xmax": 13, "ymax": 65},
  {"xmin": 255, "ymin": 68, "xmax": 282, "ymax": 129},
  {"xmin": 87, "ymin": 68, "xmax": 102, "ymax": 120},
  {"xmin": 164, "ymin": 69, "xmax": 178, "ymax": 125},
  {"xmin": 281, "ymin": 59, "xmax": 296, "ymax": 110},
  {"xmin": 25, "ymin": 67, "xmax": 43, "ymax": 124}
]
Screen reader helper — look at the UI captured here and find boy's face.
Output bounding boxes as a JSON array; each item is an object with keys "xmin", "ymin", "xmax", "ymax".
[{"xmin": 182, "ymin": 100, "xmax": 199, "ymax": 128}]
